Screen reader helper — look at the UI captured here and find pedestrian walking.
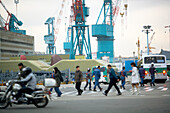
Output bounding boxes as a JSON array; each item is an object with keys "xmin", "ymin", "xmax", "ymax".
[
  {"xmin": 149, "ymin": 62, "xmax": 157, "ymax": 86},
  {"xmin": 120, "ymin": 67, "xmax": 127, "ymax": 89},
  {"xmin": 50, "ymin": 67, "xmax": 62, "ymax": 97},
  {"xmin": 131, "ymin": 62, "xmax": 140, "ymax": 95},
  {"xmin": 139, "ymin": 65, "xmax": 145, "ymax": 87},
  {"xmin": 93, "ymin": 66, "xmax": 102, "ymax": 91},
  {"xmin": 84, "ymin": 68, "xmax": 92, "ymax": 91},
  {"xmin": 75, "ymin": 66, "xmax": 83, "ymax": 96},
  {"xmin": 103, "ymin": 64, "xmax": 122, "ymax": 96}
]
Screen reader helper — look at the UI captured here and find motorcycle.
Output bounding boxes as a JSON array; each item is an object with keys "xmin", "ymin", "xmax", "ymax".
[{"xmin": 0, "ymin": 80, "xmax": 50, "ymax": 109}]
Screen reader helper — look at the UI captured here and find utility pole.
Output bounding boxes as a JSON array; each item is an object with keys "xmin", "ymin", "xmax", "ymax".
[
  {"xmin": 165, "ymin": 25, "xmax": 170, "ymax": 49},
  {"xmin": 14, "ymin": 0, "xmax": 19, "ymax": 17},
  {"xmin": 142, "ymin": 25, "xmax": 153, "ymax": 55},
  {"xmin": 133, "ymin": 51, "xmax": 135, "ymax": 62}
]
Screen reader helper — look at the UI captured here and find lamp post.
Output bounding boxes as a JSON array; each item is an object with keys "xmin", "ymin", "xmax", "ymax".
[
  {"xmin": 142, "ymin": 25, "xmax": 153, "ymax": 55},
  {"xmin": 14, "ymin": 0, "xmax": 19, "ymax": 17},
  {"xmin": 133, "ymin": 51, "xmax": 135, "ymax": 62},
  {"xmin": 165, "ymin": 25, "xmax": 170, "ymax": 49}
]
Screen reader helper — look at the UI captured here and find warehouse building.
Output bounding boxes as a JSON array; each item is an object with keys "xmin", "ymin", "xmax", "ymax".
[{"xmin": 0, "ymin": 30, "xmax": 34, "ymax": 60}]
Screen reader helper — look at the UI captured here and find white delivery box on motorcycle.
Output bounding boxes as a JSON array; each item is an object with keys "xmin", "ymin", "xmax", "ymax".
[{"xmin": 44, "ymin": 78, "xmax": 57, "ymax": 88}]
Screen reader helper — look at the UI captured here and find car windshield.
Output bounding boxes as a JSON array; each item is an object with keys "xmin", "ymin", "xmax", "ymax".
[
  {"xmin": 144, "ymin": 56, "xmax": 165, "ymax": 64},
  {"xmin": 93, "ymin": 67, "xmax": 106, "ymax": 72}
]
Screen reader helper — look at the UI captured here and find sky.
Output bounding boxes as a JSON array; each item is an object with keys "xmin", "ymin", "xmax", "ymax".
[{"xmin": 1, "ymin": 0, "xmax": 170, "ymax": 58}]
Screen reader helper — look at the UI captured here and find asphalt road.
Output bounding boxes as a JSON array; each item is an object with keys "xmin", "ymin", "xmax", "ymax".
[{"xmin": 0, "ymin": 81, "xmax": 170, "ymax": 113}]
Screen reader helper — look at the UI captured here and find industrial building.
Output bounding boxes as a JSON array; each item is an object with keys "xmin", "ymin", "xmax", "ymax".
[{"xmin": 0, "ymin": 30, "xmax": 34, "ymax": 60}]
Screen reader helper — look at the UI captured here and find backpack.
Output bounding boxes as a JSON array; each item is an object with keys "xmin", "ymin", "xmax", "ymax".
[{"xmin": 59, "ymin": 74, "xmax": 64, "ymax": 82}]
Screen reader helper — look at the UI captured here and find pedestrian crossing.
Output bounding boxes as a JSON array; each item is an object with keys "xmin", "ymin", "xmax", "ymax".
[{"xmin": 50, "ymin": 84, "xmax": 169, "ymax": 99}]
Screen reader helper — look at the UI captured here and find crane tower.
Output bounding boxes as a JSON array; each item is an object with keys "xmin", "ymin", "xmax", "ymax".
[
  {"xmin": 69, "ymin": 0, "xmax": 92, "ymax": 59},
  {"xmin": 44, "ymin": 17, "xmax": 56, "ymax": 54},
  {"xmin": 92, "ymin": 0, "xmax": 121, "ymax": 63}
]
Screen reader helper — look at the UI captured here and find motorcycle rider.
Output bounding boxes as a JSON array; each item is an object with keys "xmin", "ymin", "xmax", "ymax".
[{"xmin": 12, "ymin": 67, "xmax": 36, "ymax": 102}]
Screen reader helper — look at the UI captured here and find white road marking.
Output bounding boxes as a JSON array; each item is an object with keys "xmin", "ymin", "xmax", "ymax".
[
  {"xmin": 86, "ymin": 91, "xmax": 98, "ymax": 94},
  {"xmin": 162, "ymin": 95, "xmax": 170, "ymax": 96},
  {"xmin": 62, "ymin": 91, "xmax": 77, "ymax": 95},
  {"xmin": 161, "ymin": 88, "xmax": 168, "ymax": 91},
  {"xmin": 157, "ymin": 87, "xmax": 164, "ymax": 89}
]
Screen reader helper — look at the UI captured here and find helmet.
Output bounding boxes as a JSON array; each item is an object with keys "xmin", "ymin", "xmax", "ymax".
[
  {"xmin": 151, "ymin": 62, "xmax": 154, "ymax": 65},
  {"xmin": 22, "ymin": 67, "xmax": 32, "ymax": 77}
]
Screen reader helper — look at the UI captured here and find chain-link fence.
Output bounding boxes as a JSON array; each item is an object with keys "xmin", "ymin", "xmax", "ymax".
[{"xmin": 0, "ymin": 69, "xmax": 87, "ymax": 85}]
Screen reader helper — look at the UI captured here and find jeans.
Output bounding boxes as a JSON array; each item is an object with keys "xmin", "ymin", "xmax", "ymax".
[
  {"xmin": 140, "ymin": 77, "xmax": 144, "ymax": 84},
  {"xmin": 121, "ymin": 79, "xmax": 126, "ymax": 89},
  {"xmin": 94, "ymin": 80, "xmax": 101, "ymax": 89},
  {"xmin": 50, "ymin": 87, "xmax": 62, "ymax": 96},
  {"xmin": 16, "ymin": 87, "xmax": 33, "ymax": 99},
  {"xmin": 151, "ymin": 75, "xmax": 155, "ymax": 84},
  {"xmin": 105, "ymin": 79, "xmax": 121, "ymax": 94},
  {"xmin": 75, "ymin": 82, "xmax": 83, "ymax": 95},
  {"xmin": 84, "ymin": 81, "xmax": 91, "ymax": 90}
]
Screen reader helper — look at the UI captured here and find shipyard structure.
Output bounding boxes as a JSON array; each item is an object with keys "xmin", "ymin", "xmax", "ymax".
[{"xmin": 0, "ymin": 30, "xmax": 34, "ymax": 60}]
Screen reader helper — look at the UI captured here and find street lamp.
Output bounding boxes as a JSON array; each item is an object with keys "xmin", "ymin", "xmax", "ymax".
[
  {"xmin": 133, "ymin": 51, "xmax": 135, "ymax": 62},
  {"xmin": 142, "ymin": 25, "xmax": 153, "ymax": 55},
  {"xmin": 14, "ymin": 0, "xmax": 19, "ymax": 17},
  {"xmin": 165, "ymin": 25, "xmax": 170, "ymax": 49}
]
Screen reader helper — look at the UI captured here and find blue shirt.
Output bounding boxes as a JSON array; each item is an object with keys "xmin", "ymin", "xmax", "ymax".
[
  {"xmin": 119, "ymin": 70, "xmax": 127, "ymax": 77},
  {"xmin": 139, "ymin": 67, "xmax": 145, "ymax": 77},
  {"xmin": 93, "ymin": 68, "xmax": 101, "ymax": 80},
  {"xmin": 109, "ymin": 68, "xmax": 118, "ymax": 80}
]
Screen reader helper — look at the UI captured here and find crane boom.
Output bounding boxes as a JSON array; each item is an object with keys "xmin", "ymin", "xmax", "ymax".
[
  {"xmin": 0, "ymin": 14, "xmax": 5, "ymax": 28},
  {"xmin": 149, "ymin": 32, "xmax": 155, "ymax": 46},
  {"xmin": 0, "ymin": 0, "xmax": 11, "ymax": 16},
  {"xmin": 0, "ymin": 0, "xmax": 26, "ymax": 34}
]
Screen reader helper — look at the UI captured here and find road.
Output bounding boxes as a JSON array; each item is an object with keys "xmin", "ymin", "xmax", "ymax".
[{"xmin": 0, "ymin": 81, "xmax": 170, "ymax": 113}]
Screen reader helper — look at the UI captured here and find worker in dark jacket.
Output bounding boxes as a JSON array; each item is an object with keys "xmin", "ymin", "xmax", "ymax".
[
  {"xmin": 119, "ymin": 67, "xmax": 127, "ymax": 89},
  {"xmin": 18, "ymin": 63, "xmax": 26, "ymax": 80},
  {"xmin": 103, "ymin": 64, "xmax": 122, "ymax": 96},
  {"xmin": 149, "ymin": 63, "xmax": 157, "ymax": 86},
  {"xmin": 139, "ymin": 65, "xmax": 145, "ymax": 87},
  {"xmin": 50, "ymin": 67, "xmax": 62, "ymax": 97},
  {"xmin": 75, "ymin": 66, "xmax": 83, "ymax": 96},
  {"xmin": 93, "ymin": 66, "xmax": 102, "ymax": 91}
]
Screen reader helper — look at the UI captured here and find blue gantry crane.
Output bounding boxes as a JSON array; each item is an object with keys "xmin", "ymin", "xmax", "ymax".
[
  {"xmin": 67, "ymin": 0, "xmax": 92, "ymax": 59},
  {"xmin": 0, "ymin": 0, "xmax": 26, "ymax": 35},
  {"xmin": 64, "ymin": 26, "xmax": 71, "ymax": 54},
  {"xmin": 44, "ymin": 17, "xmax": 56, "ymax": 54},
  {"xmin": 92, "ymin": 0, "xmax": 120, "ymax": 63}
]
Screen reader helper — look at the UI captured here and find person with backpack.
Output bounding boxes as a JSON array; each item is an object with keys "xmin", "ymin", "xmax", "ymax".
[
  {"xmin": 120, "ymin": 67, "xmax": 127, "ymax": 90},
  {"xmin": 84, "ymin": 68, "xmax": 92, "ymax": 91},
  {"xmin": 139, "ymin": 65, "xmax": 145, "ymax": 87},
  {"xmin": 103, "ymin": 64, "xmax": 122, "ymax": 96},
  {"xmin": 50, "ymin": 67, "xmax": 63, "ymax": 97}
]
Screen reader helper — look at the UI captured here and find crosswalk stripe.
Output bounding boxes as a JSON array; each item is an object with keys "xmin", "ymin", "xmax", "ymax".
[{"xmin": 161, "ymin": 88, "xmax": 168, "ymax": 91}]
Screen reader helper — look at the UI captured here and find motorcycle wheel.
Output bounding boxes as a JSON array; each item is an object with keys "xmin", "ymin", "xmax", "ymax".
[
  {"xmin": 34, "ymin": 95, "xmax": 48, "ymax": 108},
  {"xmin": 0, "ymin": 96, "xmax": 9, "ymax": 109}
]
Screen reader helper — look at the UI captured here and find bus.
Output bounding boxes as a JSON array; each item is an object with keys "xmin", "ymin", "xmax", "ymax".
[
  {"xmin": 167, "ymin": 63, "xmax": 170, "ymax": 77},
  {"xmin": 138, "ymin": 55, "xmax": 167, "ymax": 83},
  {"xmin": 91, "ymin": 66, "xmax": 108, "ymax": 84}
]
